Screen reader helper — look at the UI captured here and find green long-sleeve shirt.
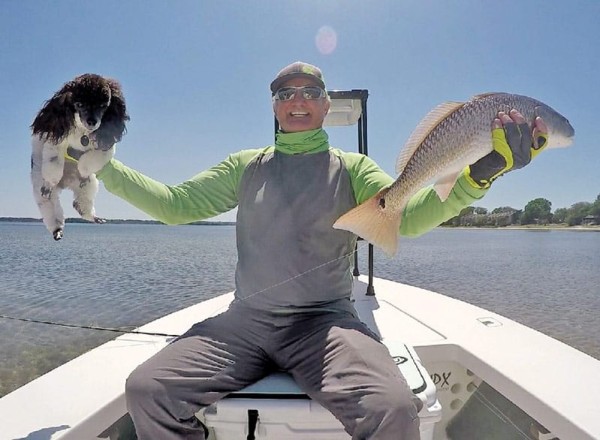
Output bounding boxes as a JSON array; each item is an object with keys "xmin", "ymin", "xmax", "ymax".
[
  {"xmin": 97, "ymin": 130, "xmax": 486, "ymax": 237},
  {"xmin": 98, "ymin": 128, "xmax": 486, "ymax": 311}
]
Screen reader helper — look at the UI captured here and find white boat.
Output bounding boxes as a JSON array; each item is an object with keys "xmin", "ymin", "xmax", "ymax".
[
  {"xmin": 2, "ymin": 275, "xmax": 599, "ymax": 439},
  {"xmin": 3, "ymin": 91, "xmax": 599, "ymax": 439}
]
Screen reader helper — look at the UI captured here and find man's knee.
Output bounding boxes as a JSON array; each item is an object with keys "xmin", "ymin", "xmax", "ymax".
[{"xmin": 125, "ymin": 365, "xmax": 162, "ymax": 404}]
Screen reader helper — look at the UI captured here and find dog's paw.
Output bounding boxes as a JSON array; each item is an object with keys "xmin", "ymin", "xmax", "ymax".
[
  {"xmin": 73, "ymin": 201, "xmax": 105, "ymax": 224},
  {"xmin": 53, "ymin": 228, "xmax": 64, "ymax": 241},
  {"xmin": 78, "ymin": 147, "xmax": 115, "ymax": 178},
  {"xmin": 74, "ymin": 201, "xmax": 94, "ymax": 221}
]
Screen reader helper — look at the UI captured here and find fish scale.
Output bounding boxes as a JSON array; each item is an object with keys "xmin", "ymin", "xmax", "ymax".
[{"xmin": 333, "ymin": 92, "xmax": 575, "ymax": 255}]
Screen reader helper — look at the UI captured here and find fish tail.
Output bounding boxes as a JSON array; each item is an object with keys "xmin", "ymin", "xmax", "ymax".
[{"xmin": 333, "ymin": 194, "xmax": 402, "ymax": 256}]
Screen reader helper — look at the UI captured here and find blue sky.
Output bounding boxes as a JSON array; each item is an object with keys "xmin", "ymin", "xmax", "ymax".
[{"xmin": 1, "ymin": 0, "xmax": 598, "ymax": 222}]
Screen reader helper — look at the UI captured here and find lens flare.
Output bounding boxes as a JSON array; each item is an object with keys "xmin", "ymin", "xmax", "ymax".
[{"xmin": 315, "ymin": 26, "xmax": 337, "ymax": 55}]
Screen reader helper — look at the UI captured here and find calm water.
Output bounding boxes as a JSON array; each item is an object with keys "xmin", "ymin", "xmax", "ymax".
[{"xmin": 1, "ymin": 222, "xmax": 599, "ymax": 397}]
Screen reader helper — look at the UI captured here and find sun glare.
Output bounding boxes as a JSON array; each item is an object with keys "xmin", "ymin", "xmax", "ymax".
[{"xmin": 315, "ymin": 26, "xmax": 337, "ymax": 55}]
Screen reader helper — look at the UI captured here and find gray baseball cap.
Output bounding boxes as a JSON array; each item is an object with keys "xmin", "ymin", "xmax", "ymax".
[{"xmin": 270, "ymin": 61, "xmax": 326, "ymax": 94}]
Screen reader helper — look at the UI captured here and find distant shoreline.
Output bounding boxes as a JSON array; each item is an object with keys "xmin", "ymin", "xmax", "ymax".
[
  {"xmin": 0, "ymin": 217, "xmax": 235, "ymax": 226},
  {"xmin": 441, "ymin": 224, "xmax": 600, "ymax": 232},
  {"xmin": 3, "ymin": 218, "xmax": 598, "ymax": 231}
]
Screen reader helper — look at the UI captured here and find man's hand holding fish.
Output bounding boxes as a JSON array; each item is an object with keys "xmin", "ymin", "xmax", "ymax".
[{"xmin": 465, "ymin": 109, "xmax": 550, "ymax": 189}]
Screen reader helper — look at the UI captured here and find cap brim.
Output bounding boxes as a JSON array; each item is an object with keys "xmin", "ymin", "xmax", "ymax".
[{"xmin": 270, "ymin": 73, "xmax": 326, "ymax": 94}]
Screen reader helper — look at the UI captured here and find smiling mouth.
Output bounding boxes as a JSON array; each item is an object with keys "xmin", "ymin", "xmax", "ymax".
[{"xmin": 290, "ymin": 111, "xmax": 309, "ymax": 117}]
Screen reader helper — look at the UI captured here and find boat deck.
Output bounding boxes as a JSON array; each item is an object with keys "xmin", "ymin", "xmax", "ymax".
[{"xmin": 1, "ymin": 277, "xmax": 599, "ymax": 439}]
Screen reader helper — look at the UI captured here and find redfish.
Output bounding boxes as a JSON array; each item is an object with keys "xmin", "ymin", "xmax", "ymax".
[{"xmin": 333, "ymin": 93, "xmax": 575, "ymax": 255}]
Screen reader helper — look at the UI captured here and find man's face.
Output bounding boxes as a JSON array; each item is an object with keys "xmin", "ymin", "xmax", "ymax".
[{"xmin": 273, "ymin": 78, "xmax": 330, "ymax": 133}]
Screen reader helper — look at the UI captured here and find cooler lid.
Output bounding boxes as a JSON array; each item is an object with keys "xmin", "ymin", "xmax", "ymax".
[{"xmin": 229, "ymin": 342, "xmax": 430, "ymax": 400}]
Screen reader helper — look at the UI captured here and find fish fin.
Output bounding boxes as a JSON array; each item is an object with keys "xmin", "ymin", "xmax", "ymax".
[
  {"xmin": 471, "ymin": 92, "xmax": 503, "ymax": 100},
  {"xmin": 433, "ymin": 171, "xmax": 462, "ymax": 201},
  {"xmin": 396, "ymin": 101, "xmax": 465, "ymax": 174},
  {"xmin": 333, "ymin": 192, "xmax": 401, "ymax": 256}
]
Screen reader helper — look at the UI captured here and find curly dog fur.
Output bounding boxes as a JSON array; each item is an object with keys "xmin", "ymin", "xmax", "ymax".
[{"xmin": 30, "ymin": 73, "xmax": 129, "ymax": 240}]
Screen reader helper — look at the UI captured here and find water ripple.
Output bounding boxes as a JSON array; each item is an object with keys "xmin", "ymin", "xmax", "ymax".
[{"xmin": 1, "ymin": 224, "xmax": 598, "ymax": 396}]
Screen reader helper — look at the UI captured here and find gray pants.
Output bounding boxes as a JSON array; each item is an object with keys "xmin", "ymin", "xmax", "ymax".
[{"xmin": 125, "ymin": 304, "xmax": 422, "ymax": 439}]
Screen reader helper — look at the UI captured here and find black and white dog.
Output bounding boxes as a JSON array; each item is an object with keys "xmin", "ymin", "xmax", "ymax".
[{"xmin": 30, "ymin": 74, "xmax": 129, "ymax": 240}]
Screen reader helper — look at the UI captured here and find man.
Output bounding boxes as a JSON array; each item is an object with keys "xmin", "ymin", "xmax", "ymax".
[{"xmin": 83, "ymin": 61, "xmax": 548, "ymax": 439}]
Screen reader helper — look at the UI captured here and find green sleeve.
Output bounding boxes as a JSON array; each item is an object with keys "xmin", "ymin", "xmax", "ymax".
[
  {"xmin": 96, "ymin": 149, "xmax": 265, "ymax": 225},
  {"xmin": 400, "ymin": 173, "xmax": 487, "ymax": 236},
  {"xmin": 337, "ymin": 150, "xmax": 488, "ymax": 237}
]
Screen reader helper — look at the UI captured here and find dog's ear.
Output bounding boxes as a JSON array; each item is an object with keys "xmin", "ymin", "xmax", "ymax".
[
  {"xmin": 94, "ymin": 78, "xmax": 130, "ymax": 150},
  {"xmin": 31, "ymin": 81, "xmax": 76, "ymax": 143}
]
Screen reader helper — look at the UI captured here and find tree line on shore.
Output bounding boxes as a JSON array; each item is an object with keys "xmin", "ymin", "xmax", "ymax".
[{"xmin": 443, "ymin": 193, "xmax": 600, "ymax": 227}]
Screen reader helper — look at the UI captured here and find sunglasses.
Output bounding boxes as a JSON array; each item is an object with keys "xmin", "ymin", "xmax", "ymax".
[{"xmin": 273, "ymin": 86, "xmax": 326, "ymax": 101}]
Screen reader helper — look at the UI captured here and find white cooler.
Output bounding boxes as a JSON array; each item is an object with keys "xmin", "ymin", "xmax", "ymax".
[{"xmin": 201, "ymin": 342, "xmax": 442, "ymax": 439}]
